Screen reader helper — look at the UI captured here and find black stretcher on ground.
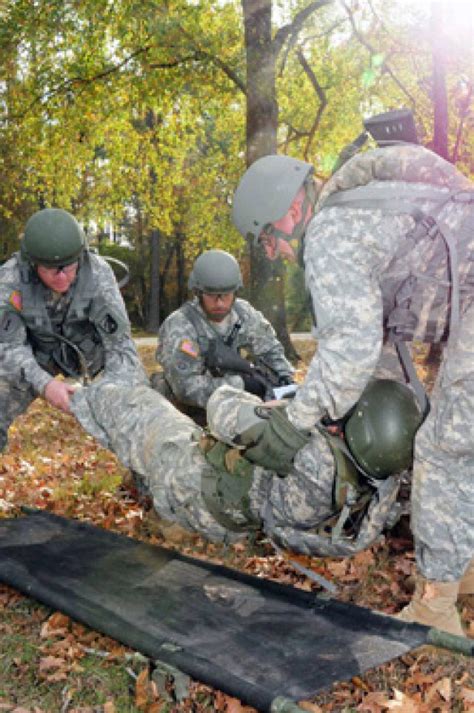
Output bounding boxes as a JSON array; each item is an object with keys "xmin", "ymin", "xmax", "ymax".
[{"xmin": 0, "ymin": 511, "xmax": 471, "ymax": 712}]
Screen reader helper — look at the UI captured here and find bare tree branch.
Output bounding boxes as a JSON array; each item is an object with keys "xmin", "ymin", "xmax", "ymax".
[
  {"xmin": 297, "ymin": 48, "xmax": 327, "ymax": 159},
  {"xmin": 303, "ymin": 17, "xmax": 348, "ymax": 45},
  {"xmin": 273, "ymin": 0, "xmax": 334, "ymax": 57}
]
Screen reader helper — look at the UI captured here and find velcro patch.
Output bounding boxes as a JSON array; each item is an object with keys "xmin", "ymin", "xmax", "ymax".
[
  {"xmin": 9, "ymin": 291, "xmax": 22, "ymax": 311},
  {"xmin": 0, "ymin": 309, "xmax": 23, "ymax": 342},
  {"xmin": 180, "ymin": 339, "xmax": 199, "ymax": 359}
]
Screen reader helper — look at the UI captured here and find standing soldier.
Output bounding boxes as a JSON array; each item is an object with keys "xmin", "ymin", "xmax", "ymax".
[
  {"xmin": 0, "ymin": 207, "xmax": 147, "ymax": 451},
  {"xmin": 231, "ymin": 139, "xmax": 474, "ymax": 636},
  {"xmin": 155, "ymin": 249, "xmax": 294, "ymax": 423}
]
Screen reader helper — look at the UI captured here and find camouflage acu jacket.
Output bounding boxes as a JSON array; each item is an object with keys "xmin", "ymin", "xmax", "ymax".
[
  {"xmin": 0, "ymin": 252, "xmax": 146, "ymax": 393},
  {"xmin": 156, "ymin": 297, "xmax": 294, "ymax": 409},
  {"xmin": 287, "ymin": 144, "xmax": 474, "ymax": 429}
]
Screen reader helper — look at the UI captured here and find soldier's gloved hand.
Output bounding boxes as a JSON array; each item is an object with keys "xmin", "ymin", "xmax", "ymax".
[
  {"xmin": 241, "ymin": 372, "xmax": 266, "ymax": 399},
  {"xmin": 204, "ymin": 339, "xmax": 220, "ymax": 372},
  {"xmin": 240, "ymin": 406, "xmax": 311, "ymax": 476}
]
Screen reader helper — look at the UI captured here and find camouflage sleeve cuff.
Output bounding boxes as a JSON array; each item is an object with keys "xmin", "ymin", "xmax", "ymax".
[
  {"xmin": 30, "ymin": 369, "xmax": 54, "ymax": 396},
  {"xmin": 286, "ymin": 399, "xmax": 320, "ymax": 430}
]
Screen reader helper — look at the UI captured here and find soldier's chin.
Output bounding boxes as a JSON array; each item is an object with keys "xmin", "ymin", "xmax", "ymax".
[{"xmin": 207, "ymin": 310, "xmax": 230, "ymax": 322}]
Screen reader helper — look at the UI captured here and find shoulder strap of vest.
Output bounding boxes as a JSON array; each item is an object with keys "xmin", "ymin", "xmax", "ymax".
[
  {"xmin": 181, "ymin": 301, "xmax": 211, "ymax": 344},
  {"xmin": 20, "ymin": 272, "xmax": 51, "ymax": 330},
  {"xmin": 225, "ymin": 300, "xmax": 246, "ymax": 347},
  {"xmin": 321, "ymin": 186, "xmax": 474, "ymax": 415},
  {"xmin": 322, "ymin": 184, "xmax": 454, "ymax": 212},
  {"xmin": 18, "ymin": 252, "xmax": 35, "ymax": 284},
  {"xmin": 232, "ymin": 299, "xmax": 247, "ymax": 321}
]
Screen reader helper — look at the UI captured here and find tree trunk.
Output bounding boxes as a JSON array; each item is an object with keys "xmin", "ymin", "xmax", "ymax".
[
  {"xmin": 242, "ymin": 0, "xmax": 298, "ymax": 360},
  {"xmin": 176, "ymin": 235, "xmax": 186, "ymax": 307},
  {"xmin": 242, "ymin": 0, "xmax": 278, "ymax": 163},
  {"xmin": 430, "ymin": 0, "xmax": 449, "ymax": 160},
  {"xmin": 147, "ymin": 228, "xmax": 160, "ymax": 332}
]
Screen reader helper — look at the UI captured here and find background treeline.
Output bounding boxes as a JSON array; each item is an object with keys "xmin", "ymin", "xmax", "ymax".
[{"xmin": 0, "ymin": 0, "xmax": 472, "ymax": 342}]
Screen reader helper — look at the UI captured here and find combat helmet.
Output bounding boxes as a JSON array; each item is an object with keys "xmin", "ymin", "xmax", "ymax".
[
  {"xmin": 188, "ymin": 250, "xmax": 243, "ymax": 293},
  {"xmin": 345, "ymin": 379, "xmax": 423, "ymax": 479},
  {"xmin": 232, "ymin": 155, "xmax": 314, "ymax": 242},
  {"xmin": 22, "ymin": 208, "xmax": 86, "ymax": 267}
]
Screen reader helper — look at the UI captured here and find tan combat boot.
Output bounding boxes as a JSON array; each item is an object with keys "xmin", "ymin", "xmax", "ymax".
[
  {"xmin": 396, "ymin": 575, "xmax": 465, "ymax": 637},
  {"xmin": 459, "ymin": 558, "xmax": 474, "ymax": 596}
]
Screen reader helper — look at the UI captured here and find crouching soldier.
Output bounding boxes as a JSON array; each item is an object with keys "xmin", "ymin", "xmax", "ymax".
[
  {"xmin": 0, "ymin": 208, "xmax": 147, "ymax": 452},
  {"xmin": 70, "ymin": 377, "xmax": 471, "ymax": 635},
  {"xmin": 154, "ymin": 249, "xmax": 294, "ymax": 424}
]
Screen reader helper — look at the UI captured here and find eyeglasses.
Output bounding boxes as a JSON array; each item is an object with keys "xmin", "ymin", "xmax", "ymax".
[{"xmin": 37, "ymin": 262, "xmax": 79, "ymax": 275}]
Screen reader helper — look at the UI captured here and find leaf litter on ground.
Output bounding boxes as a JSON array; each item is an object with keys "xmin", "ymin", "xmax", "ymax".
[{"xmin": 0, "ymin": 342, "xmax": 472, "ymax": 712}]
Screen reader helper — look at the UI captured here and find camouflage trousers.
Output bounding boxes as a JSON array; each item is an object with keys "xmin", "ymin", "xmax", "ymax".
[
  {"xmin": 71, "ymin": 375, "xmax": 410, "ymax": 557},
  {"xmin": 0, "ymin": 377, "xmax": 36, "ymax": 452},
  {"xmin": 71, "ymin": 381, "xmax": 232, "ymax": 542},
  {"xmin": 412, "ymin": 301, "xmax": 474, "ymax": 581}
]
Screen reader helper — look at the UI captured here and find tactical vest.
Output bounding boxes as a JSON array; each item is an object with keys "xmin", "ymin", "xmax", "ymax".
[
  {"xmin": 319, "ymin": 145, "xmax": 474, "ymax": 346},
  {"xmin": 18, "ymin": 251, "xmax": 125, "ymax": 380}
]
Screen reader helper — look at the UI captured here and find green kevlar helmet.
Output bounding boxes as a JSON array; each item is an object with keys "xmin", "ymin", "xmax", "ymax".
[
  {"xmin": 345, "ymin": 379, "xmax": 423, "ymax": 480},
  {"xmin": 22, "ymin": 208, "xmax": 86, "ymax": 267},
  {"xmin": 232, "ymin": 155, "xmax": 313, "ymax": 242},
  {"xmin": 188, "ymin": 249, "xmax": 243, "ymax": 293}
]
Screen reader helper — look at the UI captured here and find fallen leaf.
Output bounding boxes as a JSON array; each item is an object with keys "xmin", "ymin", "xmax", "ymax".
[
  {"xmin": 425, "ymin": 676, "xmax": 452, "ymax": 704},
  {"xmin": 384, "ymin": 689, "xmax": 421, "ymax": 712},
  {"xmin": 352, "ymin": 675, "xmax": 370, "ymax": 691},
  {"xmin": 357, "ymin": 691, "xmax": 393, "ymax": 711},
  {"xmin": 353, "ymin": 550, "xmax": 375, "ymax": 568},
  {"xmin": 38, "ymin": 655, "xmax": 66, "ymax": 673},
  {"xmin": 225, "ymin": 696, "xmax": 252, "ymax": 712},
  {"xmin": 459, "ymin": 686, "xmax": 474, "ymax": 707},
  {"xmin": 135, "ymin": 667, "xmax": 151, "ymax": 709},
  {"xmin": 146, "ymin": 704, "xmax": 165, "ymax": 713},
  {"xmin": 326, "ymin": 561, "xmax": 347, "ymax": 577},
  {"xmin": 298, "ymin": 701, "xmax": 324, "ymax": 712}
]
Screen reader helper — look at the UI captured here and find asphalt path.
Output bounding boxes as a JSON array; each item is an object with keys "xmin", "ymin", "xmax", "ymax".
[{"xmin": 134, "ymin": 332, "xmax": 314, "ymax": 346}]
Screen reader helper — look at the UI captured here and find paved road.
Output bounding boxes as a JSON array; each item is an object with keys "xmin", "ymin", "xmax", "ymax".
[{"xmin": 134, "ymin": 332, "xmax": 314, "ymax": 346}]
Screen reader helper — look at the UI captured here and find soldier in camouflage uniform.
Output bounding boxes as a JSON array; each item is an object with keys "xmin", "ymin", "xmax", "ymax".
[
  {"xmin": 232, "ymin": 143, "xmax": 474, "ymax": 636},
  {"xmin": 155, "ymin": 249, "xmax": 294, "ymax": 423},
  {"xmin": 0, "ymin": 208, "xmax": 147, "ymax": 452},
  {"xmin": 71, "ymin": 375, "xmax": 422, "ymax": 563}
]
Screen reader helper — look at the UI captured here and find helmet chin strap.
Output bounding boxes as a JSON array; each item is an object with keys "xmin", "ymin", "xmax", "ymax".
[{"xmin": 293, "ymin": 178, "xmax": 318, "ymax": 241}]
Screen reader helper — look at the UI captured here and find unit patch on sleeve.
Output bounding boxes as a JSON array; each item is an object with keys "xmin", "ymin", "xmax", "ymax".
[
  {"xmin": 9, "ymin": 291, "xmax": 22, "ymax": 311},
  {"xmin": 179, "ymin": 338, "xmax": 200, "ymax": 359}
]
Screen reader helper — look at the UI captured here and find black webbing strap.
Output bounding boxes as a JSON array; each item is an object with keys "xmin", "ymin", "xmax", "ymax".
[{"xmin": 321, "ymin": 186, "xmax": 474, "ymax": 415}]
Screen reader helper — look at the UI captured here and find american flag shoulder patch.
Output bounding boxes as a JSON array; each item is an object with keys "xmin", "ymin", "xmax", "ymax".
[
  {"xmin": 9, "ymin": 290, "xmax": 22, "ymax": 311},
  {"xmin": 180, "ymin": 338, "xmax": 199, "ymax": 359}
]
